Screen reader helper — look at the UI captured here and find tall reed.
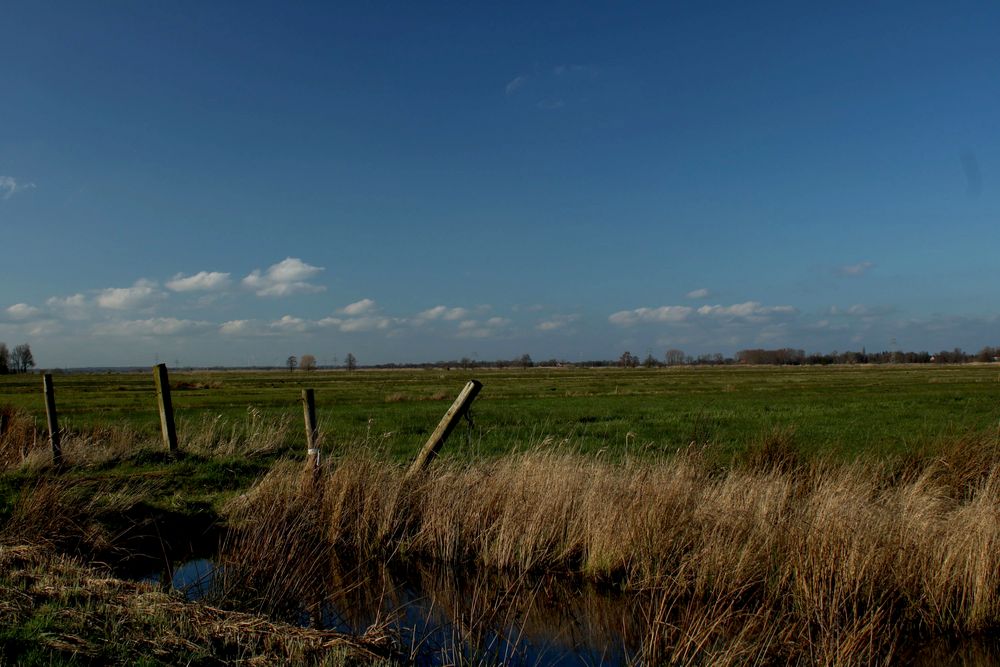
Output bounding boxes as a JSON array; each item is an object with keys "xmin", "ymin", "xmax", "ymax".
[{"xmin": 221, "ymin": 431, "xmax": 1000, "ymax": 664}]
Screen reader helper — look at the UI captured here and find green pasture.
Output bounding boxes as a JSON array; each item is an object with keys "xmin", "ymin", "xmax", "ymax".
[{"xmin": 3, "ymin": 364, "xmax": 1000, "ymax": 460}]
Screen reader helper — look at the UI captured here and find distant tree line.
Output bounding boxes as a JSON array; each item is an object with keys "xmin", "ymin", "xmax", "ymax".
[
  {"xmin": 0, "ymin": 342, "xmax": 35, "ymax": 374},
  {"xmin": 361, "ymin": 345, "xmax": 1000, "ymax": 370}
]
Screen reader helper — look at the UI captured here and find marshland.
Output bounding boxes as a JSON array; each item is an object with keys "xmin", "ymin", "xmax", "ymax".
[{"xmin": 4, "ymin": 364, "xmax": 1000, "ymax": 665}]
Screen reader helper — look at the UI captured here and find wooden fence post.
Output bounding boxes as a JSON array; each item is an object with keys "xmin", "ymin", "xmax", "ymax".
[
  {"xmin": 302, "ymin": 388, "xmax": 319, "ymax": 470},
  {"xmin": 407, "ymin": 379, "xmax": 482, "ymax": 477},
  {"xmin": 153, "ymin": 363, "xmax": 178, "ymax": 453},
  {"xmin": 42, "ymin": 373, "xmax": 62, "ymax": 467}
]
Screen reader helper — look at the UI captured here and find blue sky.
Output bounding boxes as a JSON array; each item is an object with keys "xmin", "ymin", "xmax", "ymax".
[{"xmin": 2, "ymin": 2, "xmax": 999, "ymax": 367}]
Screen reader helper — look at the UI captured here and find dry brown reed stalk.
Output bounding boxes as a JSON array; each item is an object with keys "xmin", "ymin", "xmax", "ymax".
[
  {"xmin": 220, "ymin": 461, "xmax": 339, "ymax": 618},
  {"xmin": 0, "ymin": 406, "xmax": 41, "ymax": 468},
  {"xmin": 220, "ymin": 431, "xmax": 1000, "ymax": 664},
  {"xmin": 179, "ymin": 407, "xmax": 293, "ymax": 458},
  {"xmin": 0, "ymin": 476, "xmax": 158, "ymax": 554}
]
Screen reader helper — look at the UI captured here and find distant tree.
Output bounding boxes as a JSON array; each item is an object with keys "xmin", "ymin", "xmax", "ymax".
[
  {"xmin": 665, "ymin": 349, "xmax": 686, "ymax": 366},
  {"xmin": 0, "ymin": 342, "xmax": 8, "ymax": 375},
  {"xmin": 643, "ymin": 353, "xmax": 658, "ymax": 368},
  {"xmin": 299, "ymin": 354, "xmax": 317, "ymax": 371},
  {"xmin": 286, "ymin": 355, "xmax": 298, "ymax": 372},
  {"xmin": 11, "ymin": 344, "xmax": 34, "ymax": 374},
  {"xmin": 345, "ymin": 353, "xmax": 357, "ymax": 372},
  {"xmin": 619, "ymin": 351, "xmax": 638, "ymax": 368},
  {"xmin": 517, "ymin": 353, "xmax": 533, "ymax": 369}
]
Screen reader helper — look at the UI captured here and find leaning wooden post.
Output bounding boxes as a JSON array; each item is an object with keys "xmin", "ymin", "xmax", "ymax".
[
  {"xmin": 42, "ymin": 373, "xmax": 62, "ymax": 467},
  {"xmin": 407, "ymin": 380, "xmax": 482, "ymax": 477},
  {"xmin": 302, "ymin": 388, "xmax": 320, "ymax": 470},
  {"xmin": 152, "ymin": 363, "xmax": 178, "ymax": 454}
]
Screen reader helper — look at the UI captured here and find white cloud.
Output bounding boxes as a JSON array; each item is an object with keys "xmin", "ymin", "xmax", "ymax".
[
  {"xmin": 505, "ymin": 75, "xmax": 527, "ymax": 95},
  {"xmin": 270, "ymin": 315, "xmax": 312, "ymax": 333},
  {"xmin": 0, "ymin": 176, "xmax": 35, "ymax": 200},
  {"xmin": 536, "ymin": 314, "xmax": 580, "ymax": 332},
  {"xmin": 610, "ymin": 302, "xmax": 797, "ymax": 327},
  {"xmin": 456, "ymin": 317, "xmax": 510, "ymax": 339},
  {"xmin": 828, "ymin": 304, "xmax": 895, "ymax": 318},
  {"xmin": 339, "ymin": 316, "xmax": 391, "ymax": 332},
  {"xmin": 696, "ymin": 302, "xmax": 797, "ymax": 320},
  {"xmin": 6, "ymin": 303, "xmax": 40, "ymax": 320},
  {"xmin": 46, "ymin": 294, "xmax": 89, "ymax": 320},
  {"xmin": 609, "ymin": 306, "xmax": 693, "ymax": 326},
  {"xmin": 417, "ymin": 305, "xmax": 470, "ymax": 321},
  {"xmin": 220, "ymin": 319, "xmax": 256, "ymax": 336},
  {"xmin": 92, "ymin": 318, "xmax": 209, "ymax": 336},
  {"xmin": 242, "ymin": 258, "xmax": 325, "ymax": 297},
  {"xmin": 686, "ymin": 288, "xmax": 711, "ymax": 299},
  {"xmin": 340, "ymin": 298, "xmax": 377, "ymax": 316},
  {"xmin": 96, "ymin": 280, "xmax": 162, "ymax": 310},
  {"xmin": 166, "ymin": 271, "xmax": 231, "ymax": 292},
  {"xmin": 836, "ymin": 261, "xmax": 875, "ymax": 277},
  {"xmin": 319, "ymin": 313, "xmax": 393, "ymax": 333}
]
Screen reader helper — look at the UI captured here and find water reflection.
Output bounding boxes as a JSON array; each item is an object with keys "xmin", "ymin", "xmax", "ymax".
[
  {"xmin": 148, "ymin": 551, "xmax": 1000, "ymax": 666},
  {"xmin": 317, "ymin": 557, "xmax": 644, "ymax": 665},
  {"xmin": 909, "ymin": 636, "xmax": 1000, "ymax": 667}
]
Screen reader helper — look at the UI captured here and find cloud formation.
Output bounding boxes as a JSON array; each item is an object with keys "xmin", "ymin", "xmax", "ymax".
[
  {"xmin": 0, "ymin": 176, "xmax": 35, "ymax": 200},
  {"xmin": 96, "ymin": 280, "xmax": 162, "ymax": 310},
  {"xmin": 242, "ymin": 258, "xmax": 325, "ymax": 297},
  {"xmin": 610, "ymin": 302, "xmax": 797, "ymax": 326},
  {"xmin": 536, "ymin": 314, "xmax": 580, "ymax": 332},
  {"xmin": 417, "ymin": 305, "xmax": 470, "ymax": 321},
  {"xmin": 166, "ymin": 271, "xmax": 231, "ymax": 292},
  {"xmin": 46, "ymin": 294, "xmax": 89, "ymax": 320},
  {"xmin": 609, "ymin": 306, "xmax": 694, "ymax": 326},
  {"xmin": 836, "ymin": 261, "xmax": 875, "ymax": 277},
  {"xmin": 505, "ymin": 75, "xmax": 526, "ymax": 95},
  {"xmin": 340, "ymin": 298, "xmax": 377, "ymax": 316},
  {"xmin": 6, "ymin": 303, "xmax": 40, "ymax": 320},
  {"xmin": 686, "ymin": 288, "xmax": 711, "ymax": 299},
  {"xmin": 456, "ymin": 317, "xmax": 511, "ymax": 339}
]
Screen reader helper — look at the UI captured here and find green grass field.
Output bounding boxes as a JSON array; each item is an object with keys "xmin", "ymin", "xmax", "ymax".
[{"xmin": 3, "ymin": 364, "xmax": 1000, "ymax": 461}]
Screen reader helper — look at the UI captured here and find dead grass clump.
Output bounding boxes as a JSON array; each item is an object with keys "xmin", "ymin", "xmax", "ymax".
[
  {"xmin": 738, "ymin": 425, "xmax": 804, "ymax": 473},
  {"xmin": 180, "ymin": 407, "xmax": 292, "ymax": 458},
  {"xmin": 0, "ymin": 406, "xmax": 40, "ymax": 469}
]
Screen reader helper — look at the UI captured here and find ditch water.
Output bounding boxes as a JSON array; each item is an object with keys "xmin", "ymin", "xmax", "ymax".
[
  {"xmin": 117, "ymin": 526, "xmax": 1000, "ymax": 667},
  {"xmin": 131, "ymin": 552, "xmax": 1000, "ymax": 667},
  {"xmin": 138, "ymin": 553, "xmax": 645, "ymax": 665}
]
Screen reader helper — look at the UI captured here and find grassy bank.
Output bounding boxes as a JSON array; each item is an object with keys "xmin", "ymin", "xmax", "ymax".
[{"xmin": 0, "ymin": 544, "xmax": 397, "ymax": 666}]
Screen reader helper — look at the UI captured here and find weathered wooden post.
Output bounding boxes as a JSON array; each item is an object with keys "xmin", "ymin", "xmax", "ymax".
[
  {"xmin": 407, "ymin": 379, "xmax": 482, "ymax": 477},
  {"xmin": 302, "ymin": 388, "xmax": 320, "ymax": 470},
  {"xmin": 152, "ymin": 363, "xmax": 178, "ymax": 453},
  {"xmin": 42, "ymin": 373, "xmax": 62, "ymax": 467}
]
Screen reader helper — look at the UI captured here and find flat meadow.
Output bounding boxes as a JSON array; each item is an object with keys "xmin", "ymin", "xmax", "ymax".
[{"xmin": 2, "ymin": 363, "xmax": 999, "ymax": 461}]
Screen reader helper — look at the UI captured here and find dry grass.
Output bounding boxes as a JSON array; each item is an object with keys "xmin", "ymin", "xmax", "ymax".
[
  {"xmin": 220, "ymin": 431, "xmax": 1000, "ymax": 664},
  {"xmin": 0, "ymin": 405, "xmax": 291, "ymax": 472},
  {"xmin": 0, "ymin": 544, "xmax": 397, "ymax": 665}
]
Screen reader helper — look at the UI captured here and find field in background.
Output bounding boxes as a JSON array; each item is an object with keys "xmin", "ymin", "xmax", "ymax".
[{"xmin": 3, "ymin": 364, "xmax": 1000, "ymax": 460}]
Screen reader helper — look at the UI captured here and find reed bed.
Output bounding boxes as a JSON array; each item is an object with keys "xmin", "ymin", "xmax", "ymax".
[{"xmin": 221, "ymin": 431, "xmax": 1000, "ymax": 664}]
